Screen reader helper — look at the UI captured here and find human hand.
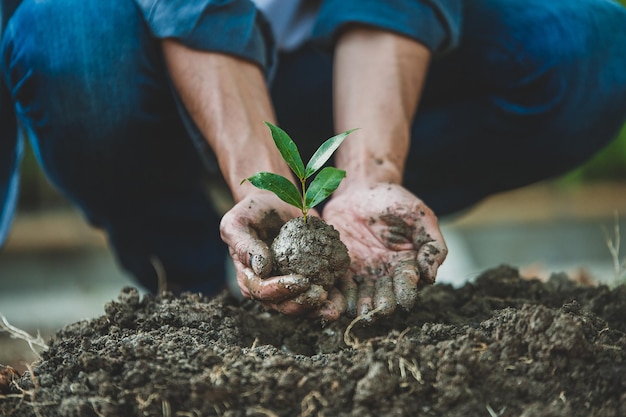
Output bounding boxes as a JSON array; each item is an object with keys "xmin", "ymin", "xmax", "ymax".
[
  {"xmin": 322, "ymin": 182, "xmax": 447, "ymax": 321},
  {"xmin": 220, "ymin": 192, "xmax": 330, "ymax": 315}
]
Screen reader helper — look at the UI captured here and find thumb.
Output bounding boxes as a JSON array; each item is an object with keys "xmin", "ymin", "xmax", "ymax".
[{"xmin": 220, "ymin": 214, "xmax": 274, "ymax": 278}]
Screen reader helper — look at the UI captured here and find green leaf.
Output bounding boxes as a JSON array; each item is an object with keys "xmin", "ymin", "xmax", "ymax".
[
  {"xmin": 305, "ymin": 167, "xmax": 346, "ymax": 209},
  {"xmin": 244, "ymin": 172, "xmax": 303, "ymax": 209},
  {"xmin": 304, "ymin": 128, "xmax": 358, "ymax": 179},
  {"xmin": 265, "ymin": 122, "xmax": 305, "ymax": 179}
]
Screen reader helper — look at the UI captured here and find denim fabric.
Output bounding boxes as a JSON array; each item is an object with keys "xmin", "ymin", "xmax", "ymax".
[
  {"xmin": 1, "ymin": 0, "xmax": 229, "ymax": 294},
  {"xmin": 274, "ymin": 0, "xmax": 626, "ymax": 214},
  {"xmin": 1, "ymin": 0, "xmax": 626, "ymax": 293},
  {"xmin": 312, "ymin": 0, "xmax": 462, "ymax": 54},
  {"xmin": 0, "ymin": 72, "xmax": 19, "ymax": 248},
  {"xmin": 133, "ymin": 0, "xmax": 276, "ymax": 76},
  {"xmin": 0, "ymin": 0, "xmax": 21, "ymax": 247}
]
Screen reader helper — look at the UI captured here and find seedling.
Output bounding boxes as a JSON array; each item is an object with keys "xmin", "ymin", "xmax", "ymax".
[{"xmin": 242, "ymin": 122, "xmax": 357, "ymax": 222}]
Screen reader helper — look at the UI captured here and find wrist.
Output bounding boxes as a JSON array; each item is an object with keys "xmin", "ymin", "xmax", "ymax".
[
  {"xmin": 333, "ymin": 129, "xmax": 408, "ymax": 194},
  {"xmin": 227, "ymin": 157, "xmax": 294, "ymax": 203},
  {"xmin": 217, "ymin": 126, "xmax": 295, "ymax": 202}
]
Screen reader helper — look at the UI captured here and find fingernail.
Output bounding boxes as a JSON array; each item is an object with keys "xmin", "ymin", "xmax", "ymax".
[
  {"xmin": 428, "ymin": 263, "xmax": 440, "ymax": 284},
  {"xmin": 251, "ymin": 254, "xmax": 271, "ymax": 277}
]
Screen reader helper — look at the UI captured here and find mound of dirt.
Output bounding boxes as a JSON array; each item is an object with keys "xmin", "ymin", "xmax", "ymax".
[
  {"xmin": 1, "ymin": 265, "xmax": 625, "ymax": 417},
  {"xmin": 272, "ymin": 216, "xmax": 350, "ymax": 290}
]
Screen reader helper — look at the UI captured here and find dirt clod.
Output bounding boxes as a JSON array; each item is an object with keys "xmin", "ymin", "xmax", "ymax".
[
  {"xmin": 271, "ymin": 216, "xmax": 350, "ymax": 289},
  {"xmin": 0, "ymin": 366, "xmax": 19, "ymax": 395},
  {"xmin": 1, "ymin": 265, "xmax": 626, "ymax": 417}
]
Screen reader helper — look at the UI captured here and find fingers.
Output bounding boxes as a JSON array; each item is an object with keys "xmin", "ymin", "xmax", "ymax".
[
  {"xmin": 309, "ymin": 287, "xmax": 347, "ymax": 322},
  {"xmin": 344, "ymin": 276, "xmax": 396, "ymax": 322},
  {"xmin": 222, "ymin": 223, "xmax": 274, "ymax": 278},
  {"xmin": 412, "ymin": 214, "xmax": 447, "ymax": 285},
  {"xmin": 236, "ymin": 261, "xmax": 310, "ymax": 303},
  {"xmin": 355, "ymin": 275, "xmax": 375, "ymax": 317},
  {"xmin": 339, "ymin": 276, "xmax": 358, "ymax": 318},
  {"xmin": 416, "ymin": 241, "xmax": 447, "ymax": 284},
  {"xmin": 270, "ymin": 284, "xmax": 328, "ymax": 315},
  {"xmin": 373, "ymin": 276, "xmax": 396, "ymax": 316},
  {"xmin": 392, "ymin": 261, "xmax": 419, "ymax": 311}
]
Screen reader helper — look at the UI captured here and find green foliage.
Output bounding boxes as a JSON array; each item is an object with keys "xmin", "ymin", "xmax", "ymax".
[{"xmin": 242, "ymin": 122, "xmax": 357, "ymax": 221}]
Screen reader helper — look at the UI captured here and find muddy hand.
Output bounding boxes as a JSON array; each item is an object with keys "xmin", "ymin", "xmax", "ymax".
[
  {"xmin": 220, "ymin": 192, "xmax": 326, "ymax": 315},
  {"xmin": 322, "ymin": 182, "xmax": 447, "ymax": 321}
]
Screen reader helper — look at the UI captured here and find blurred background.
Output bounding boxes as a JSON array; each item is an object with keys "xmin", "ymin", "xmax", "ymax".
[{"xmin": 2, "ymin": 0, "xmax": 626, "ymax": 368}]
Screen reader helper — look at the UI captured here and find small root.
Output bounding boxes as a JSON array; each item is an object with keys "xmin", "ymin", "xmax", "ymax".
[
  {"xmin": 300, "ymin": 390, "xmax": 328, "ymax": 417},
  {"xmin": 89, "ymin": 398, "xmax": 111, "ymax": 417},
  {"xmin": 162, "ymin": 399, "xmax": 172, "ymax": 417},
  {"xmin": 343, "ymin": 306, "xmax": 385, "ymax": 348},
  {"xmin": 247, "ymin": 406, "xmax": 279, "ymax": 417},
  {"xmin": 398, "ymin": 358, "xmax": 422, "ymax": 383},
  {"xmin": 388, "ymin": 356, "xmax": 423, "ymax": 384},
  {"xmin": 12, "ymin": 363, "xmax": 50, "ymax": 417},
  {"xmin": 0, "ymin": 315, "xmax": 48, "ymax": 360},
  {"xmin": 136, "ymin": 393, "xmax": 160, "ymax": 410},
  {"xmin": 601, "ymin": 210, "xmax": 626, "ymax": 286},
  {"xmin": 394, "ymin": 327, "xmax": 411, "ymax": 350},
  {"xmin": 175, "ymin": 411, "xmax": 202, "ymax": 417},
  {"xmin": 486, "ymin": 403, "xmax": 507, "ymax": 417}
]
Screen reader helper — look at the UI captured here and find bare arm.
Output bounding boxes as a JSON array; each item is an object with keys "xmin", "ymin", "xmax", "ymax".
[
  {"xmin": 162, "ymin": 40, "xmax": 292, "ymax": 201},
  {"xmin": 333, "ymin": 25, "xmax": 430, "ymax": 186}
]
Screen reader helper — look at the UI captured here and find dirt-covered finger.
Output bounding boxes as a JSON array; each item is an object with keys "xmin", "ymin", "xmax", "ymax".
[
  {"xmin": 242, "ymin": 268, "xmax": 310, "ymax": 303},
  {"xmin": 311, "ymin": 287, "xmax": 347, "ymax": 322},
  {"xmin": 416, "ymin": 241, "xmax": 447, "ymax": 284},
  {"xmin": 373, "ymin": 276, "xmax": 396, "ymax": 317},
  {"xmin": 232, "ymin": 238, "xmax": 274, "ymax": 278},
  {"xmin": 339, "ymin": 276, "xmax": 358, "ymax": 318},
  {"xmin": 356, "ymin": 276, "xmax": 375, "ymax": 320},
  {"xmin": 220, "ymin": 206, "xmax": 282, "ymax": 278},
  {"xmin": 272, "ymin": 285, "xmax": 327, "ymax": 315},
  {"xmin": 392, "ymin": 262, "xmax": 419, "ymax": 310},
  {"xmin": 221, "ymin": 215, "xmax": 274, "ymax": 278}
]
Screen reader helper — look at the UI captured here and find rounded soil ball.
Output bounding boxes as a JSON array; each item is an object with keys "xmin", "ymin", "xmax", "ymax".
[{"xmin": 271, "ymin": 216, "xmax": 350, "ymax": 289}]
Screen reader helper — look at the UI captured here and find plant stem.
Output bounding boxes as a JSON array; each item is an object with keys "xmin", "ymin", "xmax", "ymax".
[{"xmin": 300, "ymin": 177, "xmax": 307, "ymax": 223}]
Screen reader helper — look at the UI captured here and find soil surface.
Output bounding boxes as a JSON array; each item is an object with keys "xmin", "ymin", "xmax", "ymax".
[{"xmin": 1, "ymin": 265, "xmax": 626, "ymax": 417}]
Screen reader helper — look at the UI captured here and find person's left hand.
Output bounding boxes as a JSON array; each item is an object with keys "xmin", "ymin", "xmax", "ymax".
[{"xmin": 320, "ymin": 182, "xmax": 448, "ymax": 322}]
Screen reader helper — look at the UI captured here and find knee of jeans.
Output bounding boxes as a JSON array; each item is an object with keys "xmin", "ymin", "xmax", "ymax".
[
  {"xmin": 482, "ymin": 0, "xmax": 626, "ymax": 138},
  {"xmin": 2, "ymin": 0, "xmax": 152, "ymax": 115}
]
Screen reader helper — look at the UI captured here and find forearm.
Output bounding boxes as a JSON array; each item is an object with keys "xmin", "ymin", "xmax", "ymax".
[
  {"xmin": 162, "ymin": 39, "xmax": 292, "ymax": 202},
  {"xmin": 333, "ymin": 26, "xmax": 431, "ymax": 186}
]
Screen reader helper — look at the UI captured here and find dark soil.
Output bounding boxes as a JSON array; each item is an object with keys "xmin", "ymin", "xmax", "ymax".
[
  {"xmin": 1, "ymin": 265, "xmax": 626, "ymax": 417},
  {"xmin": 272, "ymin": 216, "xmax": 350, "ymax": 290}
]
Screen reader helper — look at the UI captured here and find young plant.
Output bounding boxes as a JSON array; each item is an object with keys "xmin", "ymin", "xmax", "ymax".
[{"xmin": 242, "ymin": 122, "xmax": 357, "ymax": 222}]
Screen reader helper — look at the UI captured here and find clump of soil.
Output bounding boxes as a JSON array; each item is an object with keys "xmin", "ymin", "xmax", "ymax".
[
  {"xmin": 271, "ymin": 216, "xmax": 350, "ymax": 289},
  {"xmin": 1, "ymin": 265, "xmax": 626, "ymax": 417}
]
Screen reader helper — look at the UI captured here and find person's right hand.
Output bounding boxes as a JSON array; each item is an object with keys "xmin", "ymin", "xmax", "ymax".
[
  {"xmin": 220, "ymin": 191, "xmax": 330, "ymax": 315},
  {"xmin": 322, "ymin": 182, "xmax": 448, "ymax": 321}
]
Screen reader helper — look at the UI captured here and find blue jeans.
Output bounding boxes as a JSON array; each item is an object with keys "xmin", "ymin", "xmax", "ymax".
[{"xmin": 2, "ymin": 0, "xmax": 626, "ymax": 294}]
